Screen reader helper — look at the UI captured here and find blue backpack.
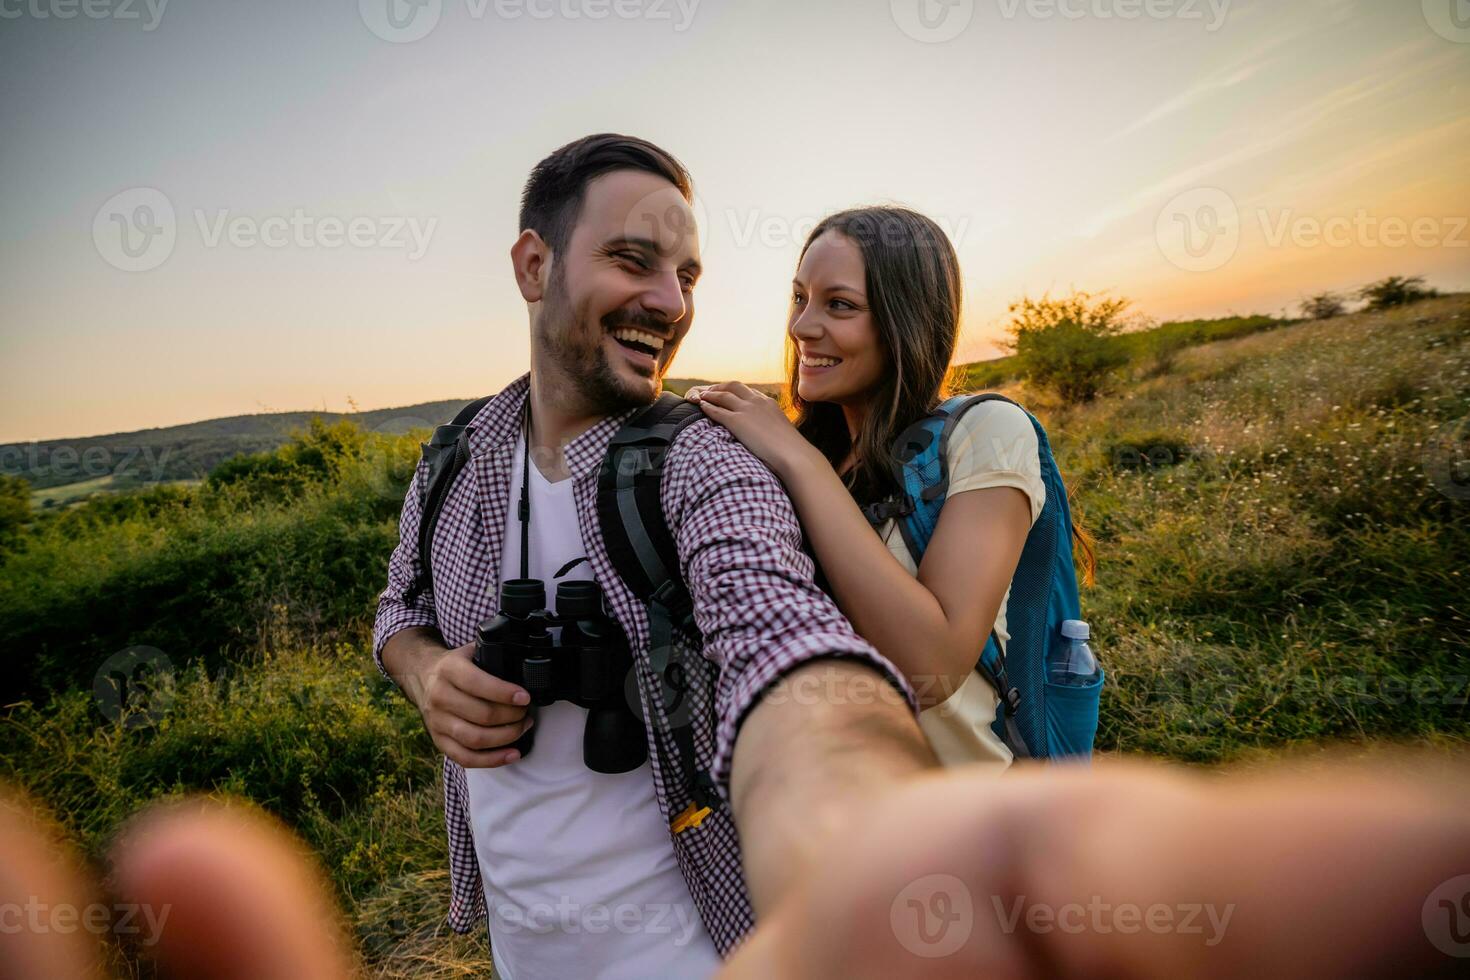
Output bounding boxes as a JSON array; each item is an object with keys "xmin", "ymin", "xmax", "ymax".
[{"xmin": 862, "ymin": 393, "xmax": 1102, "ymax": 761}]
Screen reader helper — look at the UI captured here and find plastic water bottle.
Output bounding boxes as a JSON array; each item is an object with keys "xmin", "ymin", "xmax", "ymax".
[{"xmin": 1051, "ymin": 620, "xmax": 1099, "ymax": 686}]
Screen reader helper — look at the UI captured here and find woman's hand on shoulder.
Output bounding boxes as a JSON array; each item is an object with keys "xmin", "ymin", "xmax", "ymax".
[{"xmin": 685, "ymin": 382, "xmax": 814, "ymax": 477}]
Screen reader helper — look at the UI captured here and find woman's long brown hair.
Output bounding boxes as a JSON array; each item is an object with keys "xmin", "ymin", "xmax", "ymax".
[{"xmin": 783, "ymin": 205, "xmax": 1097, "ymax": 585}]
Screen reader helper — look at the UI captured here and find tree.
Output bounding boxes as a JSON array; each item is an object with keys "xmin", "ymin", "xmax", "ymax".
[
  {"xmin": 1357, "ymin": 276, "xmax": 1436, "ymax": 312},
  {"xmin": 1003, "ymin": 291, "xmax": 1132, "ymax": 403},
  {"xmin": 1301, "ymin": 292, "xmax": 1347, "ymax": 320},
  {"xmin": 0, "ymin": 474, "xmax": 32, "ymax": 547}
]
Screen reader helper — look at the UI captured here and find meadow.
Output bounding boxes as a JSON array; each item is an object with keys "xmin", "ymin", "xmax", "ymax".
[{"xmin": 1, "ymin": 296, "xmax": 1467, "ymax": 976}]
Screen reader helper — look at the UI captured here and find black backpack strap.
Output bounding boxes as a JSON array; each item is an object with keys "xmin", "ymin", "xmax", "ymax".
[
  {"xmin": 975, "ymin": 630, "xmax": 1033, "ymax": 760},
  {"xmin": 597, "ymin": 394, "xmax": 719, "ymax": 813},
  {"xmin": 877, "ymin": 393, "xmax": 1000, "ymax": 570},
  {"xmin": 402, "ymin": 396, "xmax": 491, "ymax": 605}
]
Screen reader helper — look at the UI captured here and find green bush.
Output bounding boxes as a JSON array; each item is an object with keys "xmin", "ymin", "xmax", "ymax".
[
  {"xmin": 0, "ymin": 420, "xmax": 420, "ymax": 706},
  {"xmin": 1003, "ymin": 291, "xmax": 1133, "ymax": 403},
  {"xmin": 1301, "ymin": 292, "xmax": 1347, "ymax": 320},
  {"xmin": 1358, "ymin": 275, "xmax": 1436, "ymax": 311},
  {"xmin": 955, "ymin": 314, "xmax": 1284, "ymax": 394},
  {"xmin": 0, "ymin": 474, "xmax": 30, "ymax": 548}
]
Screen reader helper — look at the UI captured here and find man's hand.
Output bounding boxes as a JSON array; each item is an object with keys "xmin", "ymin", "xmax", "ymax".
[
  {"xmin": 721, "ymin": 758, "xmax": 1470, "ymax": 979},
  {"xmin": 379, "ymin": 626, "xmax": 533, "ymax": 768}
]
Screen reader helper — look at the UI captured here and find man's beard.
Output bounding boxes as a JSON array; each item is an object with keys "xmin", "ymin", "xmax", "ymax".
[{"xmin": 541, "ymin": 267, "xmax": 671, "ymax": 415}]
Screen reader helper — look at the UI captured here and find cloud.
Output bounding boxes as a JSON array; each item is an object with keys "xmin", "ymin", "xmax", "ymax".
[{"xmin": 1077, "ymin": 41, "xmax": 1463, "ymax": 239}]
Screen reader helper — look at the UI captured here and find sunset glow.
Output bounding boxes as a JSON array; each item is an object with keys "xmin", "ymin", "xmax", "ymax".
[{"xmin": 2, "ymin": 0, "xmax": 1467, "ymax": 441}]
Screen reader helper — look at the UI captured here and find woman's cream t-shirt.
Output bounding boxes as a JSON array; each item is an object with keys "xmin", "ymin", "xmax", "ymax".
[{"xmin": 876, "ymin": 400, "xmax": 1047, "ymax": 771}]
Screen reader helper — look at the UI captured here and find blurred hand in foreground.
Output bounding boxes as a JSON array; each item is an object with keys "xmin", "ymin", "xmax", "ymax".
[{"xmin": 4, "ymin": 753, "xmax": 1469, "ymax": 979}]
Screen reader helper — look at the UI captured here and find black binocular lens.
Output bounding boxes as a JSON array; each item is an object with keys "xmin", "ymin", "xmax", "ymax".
[
  {"xmin": 556, "ymin": 579, "xmax": 602, "ymax": 618},
  {"xmin": 500, "ymin": 578, "xmax": 545, "ymax": 616},
  {"xmin": 474, "ymin": 575, "xmax": 646, "ymax": 774}
]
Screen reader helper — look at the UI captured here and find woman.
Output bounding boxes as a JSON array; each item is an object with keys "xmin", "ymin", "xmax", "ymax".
[{"xmin": 687, "ymin": 206, "xmax": 1093, "ymax": 770}]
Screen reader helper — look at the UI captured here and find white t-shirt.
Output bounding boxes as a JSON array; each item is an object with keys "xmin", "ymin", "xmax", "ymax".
[
  {"xmin": 877, "ymin": 400, "xmax": 1047, "ymax": 771},
  {"xmin": 464, "ymin": 432, "xmax": 720, "ymax": 980}
]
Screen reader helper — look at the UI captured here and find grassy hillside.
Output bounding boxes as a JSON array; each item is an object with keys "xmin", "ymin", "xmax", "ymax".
[
  {"xmin": 1027, "ymin": 295, "xmax": 1467, "ymax": 759},
  {"xmin": 1, "ymin": 297, "xmax": 1466, "ymax": 976},
  {"xmin": 953, "ymin": 313, "xmax": 1285, "ymax": 389}
]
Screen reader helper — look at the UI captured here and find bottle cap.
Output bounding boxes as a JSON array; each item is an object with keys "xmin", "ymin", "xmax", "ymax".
[{"xmin": 1061, "ymin": 619, "xmax": 1090, "ymax": 640}]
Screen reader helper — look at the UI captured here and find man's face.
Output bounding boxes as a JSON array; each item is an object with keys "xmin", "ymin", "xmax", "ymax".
[{"xmin": 536, "ymin": 170, "xmax": 702, "ymax": 412}]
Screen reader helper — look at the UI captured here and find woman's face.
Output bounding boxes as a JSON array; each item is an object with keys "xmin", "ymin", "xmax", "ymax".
[{"xmin": 788, "ymin": 231, "xmax": 887, "ymax": 406}]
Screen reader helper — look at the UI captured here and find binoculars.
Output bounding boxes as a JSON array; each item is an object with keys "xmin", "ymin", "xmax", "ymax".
[{"xmin": 474, "ymin": 577, "xmax": 648, "ymax": 774}]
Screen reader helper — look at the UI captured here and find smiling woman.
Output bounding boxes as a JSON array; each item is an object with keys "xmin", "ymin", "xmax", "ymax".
[
  {"xmin": 688, "ymin": 205, "xmax": 1095, "ymax": 770},
  {"xmin": 784, "ymin": 208, "xmax": 962, "ymax": 495}
]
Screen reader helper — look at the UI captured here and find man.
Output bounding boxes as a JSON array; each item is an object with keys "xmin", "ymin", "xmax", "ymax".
[{"xmin": 371, "ymin": 133, "xmax": 935, "ymax": 978}]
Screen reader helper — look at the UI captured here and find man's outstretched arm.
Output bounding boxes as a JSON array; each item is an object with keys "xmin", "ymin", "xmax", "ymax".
[
  {"xmin": 720, "ymin": 758, "xmax": 1470, "ymax": 979},
  {"xmin": 13, "ymin": 753, "xmax": 1465, "ymax": 979},
  {"xmin": 665, "ymin": 419, "xmax": 939, "ymax": 913},
  {"xmin": 729, "ymin": 659, "xmax": 937, "ymax": 914}
]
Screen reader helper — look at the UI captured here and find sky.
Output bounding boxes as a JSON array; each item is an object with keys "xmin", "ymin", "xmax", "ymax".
[{"xmin": 1, "ymin": 0, "xmax": 1468, "ymax": 442}]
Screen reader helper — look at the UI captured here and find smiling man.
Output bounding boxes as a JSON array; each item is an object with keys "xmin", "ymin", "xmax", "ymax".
[{"xmin": 371, "ymin": 134, "xmax": 937, "ymax": 979}]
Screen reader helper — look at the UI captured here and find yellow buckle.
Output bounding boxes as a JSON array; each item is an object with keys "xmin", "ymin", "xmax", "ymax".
[{"xmin": 670, "ymin": 801, "xmax": 712, "ymax": 834}]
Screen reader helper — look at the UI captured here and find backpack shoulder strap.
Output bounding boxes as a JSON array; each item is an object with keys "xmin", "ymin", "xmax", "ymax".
[
  {"xmin": 597, "ymin": 393, "xmax": 718, "ymax": 813},
  {"xmin": 884, "ymin": 393, "xmax": 1003, "ymax": 565},
  {"xmin": 402, "ymin": 395, "xmax": 491, "ymax": 604},
  {"xmin": 596, "ymin": 394, "xmax": 705, "ymax": 613},
  {"xmin": 449, "ymin": 396, "xmax": 493, "ymax": 428},
  {"xmin": 890, "ymin": 393, "xmax": 1039, "ymax": 756}
]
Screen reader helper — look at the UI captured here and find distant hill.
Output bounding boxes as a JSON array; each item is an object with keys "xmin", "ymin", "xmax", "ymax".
[
  {"xmin": 5, "ymin": 312, "xmax": 1280, "ymax": 504},
  {"xmin": 5, "ymin": 382, "xmax": 756, "ymax": 502},
  {"xmin": 5, "ymin": 399, "xmax": 474, "ymax": 497}
]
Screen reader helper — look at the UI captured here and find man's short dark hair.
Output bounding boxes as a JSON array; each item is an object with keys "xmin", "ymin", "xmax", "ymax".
[{"xmin": 519, "ymin": 133, "xmax": 694, "ymax": 256}]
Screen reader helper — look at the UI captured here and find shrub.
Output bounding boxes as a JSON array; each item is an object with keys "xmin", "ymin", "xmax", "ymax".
[
  {"xmin": 1357, "ymin": 276, "xmax": 1436, "ymax": 311},
  {"xmin": 207, "ymin": 417, "xmax": 373, "ymax": 501},
  {"xmin": 0, "ymin": 422, "xmax": 415, "ymax": 706},
  {"xmin": 1003, "ymin": 291, "xmax": 1132, "ymax": 403},
  {"xmin": 1301, "ymin": 292, "xmax": 1347, "ymax": 320},
  {"xmin": 0, "ymin": 474, "xmax": 30, "ymax": 548}
]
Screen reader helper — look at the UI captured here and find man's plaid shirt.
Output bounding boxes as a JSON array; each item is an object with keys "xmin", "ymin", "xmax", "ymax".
[{"xmin": 372, "ymin": 374, "xmax": 916, "ymax": 956}]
